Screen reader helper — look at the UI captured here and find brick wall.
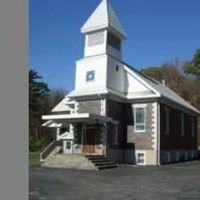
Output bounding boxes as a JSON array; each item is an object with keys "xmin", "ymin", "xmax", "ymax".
[
  {"xmin": 106, "ymin": 99, "xmax": 156, "ymax": 150},
  {"xmin": 160, "ymin": 103, "xmax": 198, "ymax": 150}
]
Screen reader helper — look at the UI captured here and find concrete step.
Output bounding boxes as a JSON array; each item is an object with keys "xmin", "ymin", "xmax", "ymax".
[
  {"xmin": 98, "ymin": 164, "xmax": 117, "ymax": 170},
  {"xmin": 85, "ymin": 155, "xmax": 117, "ymax": 170},
  {"xmin": 94, "ymin": 161, "xmax": 115, "ymax": 166},
  {"xmin": 85, "ymin": 155, "xmax": 105, "ymax": 158},
  {"xmin": 91, "ymin": 159, "xmax": 112, "ymax": 163}
]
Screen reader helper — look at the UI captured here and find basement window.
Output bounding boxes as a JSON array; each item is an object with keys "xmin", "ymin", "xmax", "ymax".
[{"xmin": 136, "ymin": 152, "xmax": 146, "ymax": 165}]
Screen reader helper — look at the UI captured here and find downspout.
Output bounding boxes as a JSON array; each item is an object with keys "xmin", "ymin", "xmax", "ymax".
[{"xmin": 157, "ymin": 102, "xmax": 161, "ymax": 165}]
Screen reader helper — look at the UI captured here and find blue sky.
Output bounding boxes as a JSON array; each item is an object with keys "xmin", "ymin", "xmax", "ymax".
[{"xmin": 29, "ymin": 0, "xmax": 200, "ymax": 91}]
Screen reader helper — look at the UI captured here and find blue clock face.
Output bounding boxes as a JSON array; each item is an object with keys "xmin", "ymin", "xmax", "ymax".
[{"xmin": 86, "ymin": 70, "xmax": 95, "ymax": 82}]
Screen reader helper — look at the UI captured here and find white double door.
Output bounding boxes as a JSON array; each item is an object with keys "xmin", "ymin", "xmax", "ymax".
[{"xmin": 63, "ymin": 140, "xmax": 73, "ymax": 154}]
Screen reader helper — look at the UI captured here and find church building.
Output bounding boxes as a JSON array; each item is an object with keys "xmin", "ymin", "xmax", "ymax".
[{"xmin": 41, "ymin": 0, "xmax": 199, "ymax": 168}]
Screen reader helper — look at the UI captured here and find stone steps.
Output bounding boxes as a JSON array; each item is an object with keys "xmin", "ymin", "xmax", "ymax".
[
  {"xmin": 85, "ymin": 155, "xmax": 117, "ymax": 170},
  {"xmin": 41, "ymin": 154, "xmax": 117, "ymax": 170}
]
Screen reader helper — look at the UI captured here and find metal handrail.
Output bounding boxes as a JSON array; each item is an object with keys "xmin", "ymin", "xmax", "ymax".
[{"xmin": 40, "ymin": 140, "xmax": 57, "ymax": 161}]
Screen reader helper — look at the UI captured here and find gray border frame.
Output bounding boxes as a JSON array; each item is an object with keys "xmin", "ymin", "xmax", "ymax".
[{"xmin": 0, "ymin": 0, "xmax": 28, "ymax": 199}]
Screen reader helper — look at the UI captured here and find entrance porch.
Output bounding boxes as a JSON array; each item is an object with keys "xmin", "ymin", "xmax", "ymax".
[{"xmin": 41, "ymin": 113, "xmax": 118, "ymax": 158}]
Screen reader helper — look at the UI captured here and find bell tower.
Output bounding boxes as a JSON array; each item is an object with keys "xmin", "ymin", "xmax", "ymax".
[
  {"xmin": 81, "ymin": 0, "xmax": 127, "ymax": 60},
  {"xmin": 69, "ymin": 0, "xmax": 127, "ymax": 96}
]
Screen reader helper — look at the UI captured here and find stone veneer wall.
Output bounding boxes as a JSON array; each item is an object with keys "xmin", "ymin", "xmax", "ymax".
[
  {"xmin": 77, "ymin": 99, "xmax": 101, "ymax": 115},
  {"xmin": 75, "ymin": 98, "xmax": 159, "ymax": 165},
  {"xmin": 127, "ymin": 103, "xmax": 155, "ymax": 150},
  {"xmin": 125, "ymin": 102, "xmax": 158, "ymax": 165},
  {"xmin": 73, "ymin": 99, "xmax": 106, "ymax": 155},
  {"xmin": 106, "ymin": 100, "xmax": 158, "ymax": 165}
]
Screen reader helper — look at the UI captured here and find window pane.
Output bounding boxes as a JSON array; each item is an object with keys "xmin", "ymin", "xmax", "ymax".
[
  {"xmin": 137, "ymin": 153, "xmax": 144, "ymax": 163},
  {"xmin": 136, "ymin": 108, "xmax": 145, "ymax": 123},
  {"xmin": 136, "ymin": 124, "xmax": 145, "ymax": 130},
  {"xmin": 107, "ymin": 32, "xmax": 121, "ymax": 50},
  {"xmin": 66, "ymin": 142, "xmax": 71, "ymax": 149}
]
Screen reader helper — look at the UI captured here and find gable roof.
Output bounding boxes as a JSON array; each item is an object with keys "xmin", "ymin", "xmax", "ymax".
[
  {"xmin": 123, "ymin": 62, "xmax": 200, "ymax": 115},
  {"xmin": 81, "ymin": 0, "xmax": 127, "ymax": 38}
]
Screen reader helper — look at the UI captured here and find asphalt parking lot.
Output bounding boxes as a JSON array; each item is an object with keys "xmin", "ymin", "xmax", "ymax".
[{"xmin": 29, "ymin": 161, "xmax": 200, "ymax": 200}]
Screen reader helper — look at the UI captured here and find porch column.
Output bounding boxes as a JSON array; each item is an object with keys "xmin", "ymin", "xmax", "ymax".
[
  {"xmin": 101, "ymin": 123, "xmax": 107, "ymax": 156},
  {"xmin": 70, "ymin": 124, "xmax": 74, "ymax": 153},
  {"xmin": 56, "ymin": 127, "xmax": 60, "ymax": 141},
  {"xmin": 69, "ymin": 124, "xmax": 74, "ymax": 134}
]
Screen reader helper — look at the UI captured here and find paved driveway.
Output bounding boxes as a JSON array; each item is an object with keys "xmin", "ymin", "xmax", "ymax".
[{"xmin": 29, "ymin": 161, "xmax": 200, "ymax": 200}]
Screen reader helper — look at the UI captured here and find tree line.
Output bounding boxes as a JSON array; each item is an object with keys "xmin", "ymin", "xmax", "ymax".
[
  {"xmin": 29, "ymin": 69, "xmax": 66, "ymax": 151},
  {"xmin": 142, "ymin": 49, "xmax": 200, "ymax": 110},
  {"xmin": 142, "ymin": 48, "xmax": 200, "ymax": 147}
]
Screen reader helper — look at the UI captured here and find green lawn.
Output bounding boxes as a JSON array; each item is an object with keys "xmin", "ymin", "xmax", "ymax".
[{"xmin": 29, "ymin": 152, "xmax": 40, "ymax": 166}]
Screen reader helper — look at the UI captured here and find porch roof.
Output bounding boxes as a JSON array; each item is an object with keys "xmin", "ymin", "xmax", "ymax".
[{"xmin": 42, "ymin": 113, "xmax": 118, "ymax": 126}]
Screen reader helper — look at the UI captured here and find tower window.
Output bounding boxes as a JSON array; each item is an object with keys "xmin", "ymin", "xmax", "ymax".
[
  {"xmin": 107, "ymin": 32, "xmax": 121, "ymax": 50},
  {"xmin": 87, "ymin": 31, "xmax": 104, "ymax": 46},
  {"xmin": 116, "ymin": 65, "xmax": 119, "ymax": 71},
  {"xmin": 86, "ymin": 70, "xmax": 95, "ymax": 82}
]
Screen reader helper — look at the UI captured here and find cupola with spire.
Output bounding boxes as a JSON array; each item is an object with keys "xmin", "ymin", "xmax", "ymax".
[{"xmin": 81, "ymin": 0, "xmax": 127, "ymax": 60}]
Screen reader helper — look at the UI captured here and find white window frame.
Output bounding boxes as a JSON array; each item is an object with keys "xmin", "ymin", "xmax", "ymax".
[
  {"xmin": 181, "ymin": 113, "xmax": 185, "ymax": 136},
  {"xmin": 136, "ymin": 151, "xmax": 146, "ymax": 165},
  {"xmin": 133, "ymin": 104, "xmax": 147, "ymax": 133},
  {"xmin": 165, "ymin": 107, "xmax": 170, "ymax": 134}
]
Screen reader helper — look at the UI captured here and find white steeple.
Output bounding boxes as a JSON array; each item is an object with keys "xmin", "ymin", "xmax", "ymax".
[
  {"xmin": 81, "ymin": 0, "xmax": 127, "ymax": 38},
  {"xmin": 72, "ymin": 0, "xmax": 128, "ymax": 97},
  {"xmin": 81, "ymin": 0, "xmax": 127, "ymax": 59}
]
